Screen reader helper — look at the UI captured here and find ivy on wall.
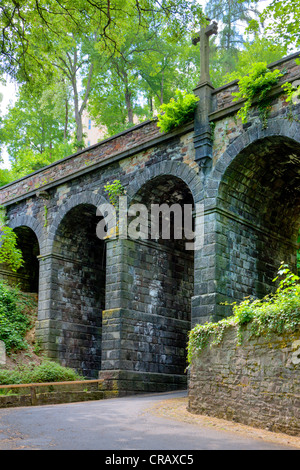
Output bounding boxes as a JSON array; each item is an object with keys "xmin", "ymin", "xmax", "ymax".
[
  {"xmin": 232, "ymin": 62, "xmax": 284, "ymax": 128},
  {"xmin": 187, "ymin": 264, "xmax": 300, "ymax": 364}
]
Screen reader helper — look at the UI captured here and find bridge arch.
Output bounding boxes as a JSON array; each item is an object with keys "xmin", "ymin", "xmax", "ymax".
[
  {"xmin": 211, "ymin": 119, "xmax": 300, "ymax": 198},
  {"xmin": 45, "ymin": 191, "xmax": 108, "ymax": 378},
  {"xmin": 121, "ymin": 169, "xmax": 197, "ymax": 383},
  {"xmin": 0, "ymin": 215, "xmax": 43, "ymax": 293},
  {"xmin": 212, "ymin": 120, "xmax": 300, "ymax": 305},
  {"xmin": 8, "ymin": 214, "xmax": 44, "ymax": 251},
  {"xmin": 126, "ymin": 161, "xmax": 203, "ymax": 204},
  {"xmin": 47, "ymin": 190, "xmax": 109, "ymax": 253}
]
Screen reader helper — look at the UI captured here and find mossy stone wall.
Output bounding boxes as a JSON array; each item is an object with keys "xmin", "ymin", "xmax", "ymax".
[{"xmin": 188, "ymin": 325, "xmax": 300, "ymax": 436}]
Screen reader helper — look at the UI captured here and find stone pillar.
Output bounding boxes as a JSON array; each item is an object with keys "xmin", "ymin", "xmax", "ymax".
[
  {"xmin": 100, "ymin": 237, "xmax": 190, "ymax": 395},
  {"xmin": 193, "ymin": 82, "xmax": 214, "ymax": 174},
  {"xmin": 100, "ymin": 238, "xmax": 126, "ymax": 373},
  {"xmin": 192, "ymin": 20, "xmax": 217, "ymax": 174},
  {"xmin": 35, "ymin": 253, "xmax": 61, "ymax": 361}
]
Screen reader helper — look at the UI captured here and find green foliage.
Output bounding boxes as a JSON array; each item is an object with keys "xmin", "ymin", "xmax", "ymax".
[
  {"xmin": 245, "ymin": 0, "xmax": 300, "ymax": 50},
  {"xmin": 0, "ymin": 226, "xmax": 24, "ymax": 272},
  {"xmin": 206, "ymin": 0, "xmax": 259, "ymax": 51},
  {"xmin": 232, "ymin": 62, "xmax": 284, "ymax": 126},
  {"xmin": 0, "ymin": 0, "xmax": 204, "ymax": 81},
  {"xmin": 104, "ymin": 180, "xmax": 126, "ymax": 208},
  {"xmin": 0, "ymin": 205, "xmax": 23, "ymax": 272},
  {"xmin": 0, "ymin": 360, "xmax": 83, "ymax": 385},
  {"xmin": 0, "ymin": 169, "xmax": 12, "ymax": 187},
  {"xmin": 0, "ymin": 282, "xmax": 33, "ymax": 353},
  {"xmin": 157, "ymin": 89, "xmax": 199, "ymax": 133},
  {"xmin": 282, "ymin": 63, "xmax": 300, "ymax": 109},
  {"xmin": 221, "ymin": 37, "xmax": 286, "ymax": 85},
  {"xmin": 0, "ymin": 83, "xmax": 74, "ymax": 184},
  {"xmin": 187, "ymin": 264, "xmax": 300, "ymax": 365},
  {"xmin": 282, "ymin": 81, "xmax": 300, "ymax": 104}
]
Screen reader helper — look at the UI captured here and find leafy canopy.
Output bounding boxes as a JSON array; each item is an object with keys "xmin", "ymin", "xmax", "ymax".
[
  {"xmin": 0, "ymin": 0, "xmax": 204, "ymax": 80},
  {"xmin": 244, "ymin": 0, "xmax": 300, "ymax": 51}
]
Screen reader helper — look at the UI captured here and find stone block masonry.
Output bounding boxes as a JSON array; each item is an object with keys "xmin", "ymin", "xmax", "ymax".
[
  {"xmin": 188, "ymin": 326, "xmax": 300, "ymax": 436},
  {"xmin": 1, "ymin": 51, "xmax": 300, "ymax": 396}
]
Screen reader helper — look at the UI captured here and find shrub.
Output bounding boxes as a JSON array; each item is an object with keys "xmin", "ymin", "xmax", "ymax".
[
  {"xmin": 0, "ymin": 226, "xmax": 24, "ymax": 272},
  {"xmin": 187, "ymin": 263, "xmax": 300, "ymax": 364},
  {"xmin": 157, "ymin": 89, "xmax": 199, "ymax": 133},
  {"xmin": 0, "ymin": 360, "xmax": 83, "ymax": 385},
  {"xmin": 0, "ymin": 282, "xmax": 33, "ymax": 352}
]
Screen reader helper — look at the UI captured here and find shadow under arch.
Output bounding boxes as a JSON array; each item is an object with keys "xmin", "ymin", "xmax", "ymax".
[
  {"xmin": 126, "ymin": 160, "xmax": 203, "ymax": 204},
  {"xmin": 48, "ymin": 198, "xmax": 107, "ymax": 378},
  {"xmin": 47, "ymin": 191, "xmax": 109, "ymax": 254},
  {"xmin": 214, "ymin": 129, "xmax": 300, "ymax": 305},
  {"xmin": 122, "ymin": 171, "xmax": 196, "ymax": 385},
  {"xmin": 1, "ymin": 216, "xmax": 43, "ymax": 294}
]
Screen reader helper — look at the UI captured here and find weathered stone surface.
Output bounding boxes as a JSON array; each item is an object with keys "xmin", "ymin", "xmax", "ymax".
[
  {"xmin": 188, "ymin": 326, "xmax": 300, "ymax": 436},
  {"xmin": 0, "ymin": 51, "xmax": 300, "ymax": 394}
]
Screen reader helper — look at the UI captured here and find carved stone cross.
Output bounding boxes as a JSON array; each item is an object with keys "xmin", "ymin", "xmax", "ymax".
[{"xmin": 192, "ymin": 20, "xmax": 218, "ymax": 85}]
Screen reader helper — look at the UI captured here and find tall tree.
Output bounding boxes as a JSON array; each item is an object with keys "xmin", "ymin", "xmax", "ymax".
[
  {"xmin": 205, "ymin": 0, "xmax": 259, "ymax": 50},
  {"xmin": 205, "ymin": 0, "xmax": 260, "ymax": 74},
  {"xmin": 0, "ymin": 81, "xmax": 74, "ymax": 180},
  {"xmin": 244, "ymin": 0, "xmax": 300, "ymax": 51},
  {"xmin": 0, "ymin": 1, "xmax": 204, "ymax": 148},
  {"xmin": 88, "ymin": 22, "xmax": 199, "ymax": 136},
  {"xmin": 0, "ymin": 1, "xmax": 204, "ymax": 79}
]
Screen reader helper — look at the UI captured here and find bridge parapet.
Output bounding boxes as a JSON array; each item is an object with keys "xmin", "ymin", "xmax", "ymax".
[
  {"xmin": 0, "ymin": 119, "xmax": 165, "ymax": 206},
  {"xmin": 1, "ymin": 52, "xmax": 300, "ymax": 208},
  {"xmin": 211, "ymin": 51, "xmax": 300, "ymax": 117}
]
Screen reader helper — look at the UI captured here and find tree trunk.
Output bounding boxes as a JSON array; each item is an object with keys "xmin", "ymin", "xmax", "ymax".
[
  {"xmin": 160, "ymin": 69, "xmax": 164, "ymax": 105},
  {"xmin": 70, "ymin": 44, "xmax": 94, "ymax": 150},
  {"xmin": 125, "ymin": 88, "xmax": 134, "ymax": 124},
  {"xmin": 64, "ymin": 99, "xmax": 69, "ymax": 141},
  {"xmin": 149, "ymin": 95, "xmax": 153, "ymax": 114}
]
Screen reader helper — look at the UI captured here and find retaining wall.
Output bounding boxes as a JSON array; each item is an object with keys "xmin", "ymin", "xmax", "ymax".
[{"xmin": 188, "ymin": 325, "xmax": 300, "ymax": 436}]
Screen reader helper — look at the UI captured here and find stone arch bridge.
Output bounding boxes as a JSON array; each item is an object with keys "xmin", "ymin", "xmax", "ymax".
[{"xmin": 1, "ymin": 52, "xmax": 300, "ymax": 394}]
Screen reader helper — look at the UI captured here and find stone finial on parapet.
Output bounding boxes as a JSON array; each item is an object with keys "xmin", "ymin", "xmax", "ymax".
[
  {"xmin": 192, "ymin": 19, "xmax": 218, "ymax": 86},
  {"xmin": 192, "ymin": 19, "xmax": 218, "ymax": 174}
]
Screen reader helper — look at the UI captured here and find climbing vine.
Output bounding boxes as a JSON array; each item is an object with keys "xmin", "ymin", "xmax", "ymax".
[
  {"xmin": 104, "ymin": 180, "xmax": 126, "ymax": 209},
  {"xmin": 187, "ymin": 263, "xmax": 300, "ymax": 365},
  {"xmin": 232, "ymin": 62, "xmax": 284, "ymax": 128}
]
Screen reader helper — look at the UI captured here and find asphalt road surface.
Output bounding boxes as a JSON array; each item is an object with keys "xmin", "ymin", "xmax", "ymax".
[{"xmin": 0, "ymin": 391, "xmax": 298, "ymax": 451}]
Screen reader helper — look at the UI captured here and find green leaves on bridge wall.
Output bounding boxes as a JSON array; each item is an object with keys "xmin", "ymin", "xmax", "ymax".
[
  {"xmin": 232, "ymin": 62, "xmax": 284, "ymax": 127},
  {"xmin": 157, "ymin": 89, "xmax": 199, "ymax": 133}
]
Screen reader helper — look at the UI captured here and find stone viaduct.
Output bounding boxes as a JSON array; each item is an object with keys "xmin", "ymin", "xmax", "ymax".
[{"xmin": 1, "ymin": 51, "xmax": 300, "ymax": 395}]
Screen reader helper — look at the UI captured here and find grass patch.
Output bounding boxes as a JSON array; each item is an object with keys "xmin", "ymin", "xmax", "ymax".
[{"xmin": 0, "ymin": 360, "xmax": 83, "ymax": 386}]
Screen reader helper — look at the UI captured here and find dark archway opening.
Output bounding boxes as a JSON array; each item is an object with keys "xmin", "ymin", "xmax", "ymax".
[
  {"xmin": 127, "ymin": 175, "xmax": 195, "ymax": 381},
  {"xmin": 52, "ymin": 203, "xmax": 106, "ymax": 378},
  {"xmin": 13, "ymin": 226, "xmax": 40, "ymax": 293},
  {"xmin": 217, "ymin": 136, "xmax": 300, "ymax": 304}
]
